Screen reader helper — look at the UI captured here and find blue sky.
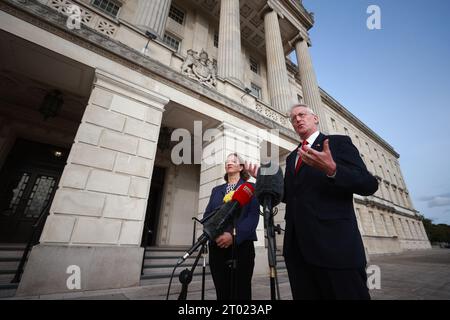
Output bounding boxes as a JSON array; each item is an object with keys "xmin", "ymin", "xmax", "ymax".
[{"xmin": 293, "ymin": 0, "xmax": 450, "ymax": 224}]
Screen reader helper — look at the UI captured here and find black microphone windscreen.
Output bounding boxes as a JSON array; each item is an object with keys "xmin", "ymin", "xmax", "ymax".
[
  {"xmin": 255, "ymin": 162, "xmax": 284, "ymax": 206},
  {"xmin": 202, "ymin": 201, "xmax": 236, "ymax": 240}
]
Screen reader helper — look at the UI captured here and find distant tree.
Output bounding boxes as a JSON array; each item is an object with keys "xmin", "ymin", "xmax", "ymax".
[{"xmin": 420, "ymin": 215, "xmax": 450, "ymax": 243}]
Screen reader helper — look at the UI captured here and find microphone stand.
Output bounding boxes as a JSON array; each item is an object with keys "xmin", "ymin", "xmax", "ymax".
[
  {"xmin": 229, "ymin": 213, "xmax": 238, "ymax": 300},
  {"xmin": 262, "ymin": 197, "xmax": 281, "ymax": 300},
  {"xmin": 177, "ymin": 241, "xmax": 206, "ymax": 300},
  {"xmin": 201, "ymin": 243, "xmax": 208, "ymax": 300}
]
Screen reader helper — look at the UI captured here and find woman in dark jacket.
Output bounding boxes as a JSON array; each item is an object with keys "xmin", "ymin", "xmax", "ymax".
[{"xmin": 203, "ymin": 153, "xmax": 260, "ymax": 300}]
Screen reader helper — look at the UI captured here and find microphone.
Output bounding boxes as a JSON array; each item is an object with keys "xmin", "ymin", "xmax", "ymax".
[
  {"xmin": 176, "ymin": 182, "xmax": 255, "ymax": 266},
  {"xmin": 255, "ymin": 162, "xmax": 284, "ymax": 207}
]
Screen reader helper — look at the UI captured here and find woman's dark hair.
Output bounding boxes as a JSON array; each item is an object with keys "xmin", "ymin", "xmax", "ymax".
[{"xmin": 223, "ymin": 153, "xmax": 250, "ymax": 182}]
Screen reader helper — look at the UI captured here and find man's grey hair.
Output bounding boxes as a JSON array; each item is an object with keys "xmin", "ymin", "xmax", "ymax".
[{"xmin": 288, "ymin": 104, "xmax": 317, "ymax": 117}]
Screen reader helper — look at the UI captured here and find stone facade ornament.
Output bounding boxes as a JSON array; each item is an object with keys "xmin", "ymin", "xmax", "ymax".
[{"xmin": 181, "ymin": 49, "xmax": 217, "ymax": 88}]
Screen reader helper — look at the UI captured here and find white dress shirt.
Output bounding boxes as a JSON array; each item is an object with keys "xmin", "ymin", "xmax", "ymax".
[{"xmin": 295, "ymin": 131, "xmax": 336, "ymax": 178}]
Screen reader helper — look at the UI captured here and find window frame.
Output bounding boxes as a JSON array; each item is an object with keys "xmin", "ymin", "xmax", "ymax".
[
  {"xmin": 162, "ymin": 33, "xmax": 182, "ymax": 52},
  {"xmin": 250, "ymin": 83, "xmax": 262, "ymax": 99},
  {"xmin": 91, "ymin": 0, "xmax": 122, "ymax": 18},
  {"xmin": 168, "ymin": 5, "xmax": 185, "ymax": 25}
]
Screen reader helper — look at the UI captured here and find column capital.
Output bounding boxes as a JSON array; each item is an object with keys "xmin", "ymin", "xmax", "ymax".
[
  {"xmin": 258, "ymin": 3, "xmax": 284, "ymax": 20},
  {"xmin": 289, "ymin": 32, "xmax": 311, "ymax": 48}
]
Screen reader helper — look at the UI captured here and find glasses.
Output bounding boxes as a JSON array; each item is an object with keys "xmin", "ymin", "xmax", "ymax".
[{"xmin": 290, "ymin": 112, "xmax": 313, "ymax": 123}]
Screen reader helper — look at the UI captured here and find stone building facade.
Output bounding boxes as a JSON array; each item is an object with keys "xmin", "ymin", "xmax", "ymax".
[{"xmin": 0, "ymin": 0, "xmax": 430, "ymax": 296}]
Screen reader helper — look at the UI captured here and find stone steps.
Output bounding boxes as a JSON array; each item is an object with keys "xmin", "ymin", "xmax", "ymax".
[{"xmin": 0, "ymin": 244, "xmax": 25, "ymax": 298}]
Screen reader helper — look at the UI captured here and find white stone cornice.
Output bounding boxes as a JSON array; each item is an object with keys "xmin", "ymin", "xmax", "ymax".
[
  {"xmin": 354, "ymin": 194, "xmax": 420, "ymax": 219},
  {"xmin": 94, "ymin": 69, "xmax": 169, "ymax": 110}
]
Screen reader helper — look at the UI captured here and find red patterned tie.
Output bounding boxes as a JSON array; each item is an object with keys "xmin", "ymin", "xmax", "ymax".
[{"xmin": 295, "ymin": 140, "xmax": 308, "ymax": 174}]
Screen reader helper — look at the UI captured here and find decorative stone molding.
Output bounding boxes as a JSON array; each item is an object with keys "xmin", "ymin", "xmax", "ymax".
[
  {"xmin": 255, "ymin": 102, "xmax": 290, "ymax": 128},
  {"xmin": 44, "ymin": 0, "xmax": 118, "ymax": 37},
  {"xmin": 1, "ymin": 0, "xmax": 300, "ymax": 142},
  {"xmin": 181, "ymin": 49, "xmax": 217, "ymax": 89}
]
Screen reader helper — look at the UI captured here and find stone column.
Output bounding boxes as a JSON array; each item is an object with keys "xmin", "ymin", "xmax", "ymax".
[
  {"xmin": 135, "ymin": 0, "xmax": 172, "ymax": 38},
  {"xmin": 17, "ymin": 70, "xmax": 169, "ymax": 296},
  {"xmin": 263, "ymin": 10, "xmax": 292, "ymax": 113},
  {"xmin": 217, "ymin": 0, "xmax": 243, "ymax": 86},
  {"xmin": 295, "ymin": 38, "xmax": 329, "ymax": 133}
]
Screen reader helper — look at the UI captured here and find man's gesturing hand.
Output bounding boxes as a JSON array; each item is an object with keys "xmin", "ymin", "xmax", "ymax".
[
  {"xmin": 298, "ymin": 139, "xmax": 337, "ymax": 176},
  {"xmin": 244, "ymin": 161, "xmax": 259, "ymax": 179}
]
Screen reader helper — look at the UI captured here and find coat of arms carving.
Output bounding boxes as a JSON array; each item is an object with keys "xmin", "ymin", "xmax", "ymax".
[{"xmin": 181, "ymin": 49, "xmax": 217, "ymax": 88}]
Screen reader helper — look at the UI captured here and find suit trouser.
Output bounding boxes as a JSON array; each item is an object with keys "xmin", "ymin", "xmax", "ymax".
[
  {"xmin": 284, "ymin": 229, "xmax": 370, "ymax": 300},
  {"xmin": 208, "ymin": 240, "xmax": 255, "ymax": 300}
]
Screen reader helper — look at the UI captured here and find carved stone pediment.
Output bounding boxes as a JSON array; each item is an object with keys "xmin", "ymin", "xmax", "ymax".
[{"xmin": 181, "ymin": 49, "xmax": 217, "ymax": 88}]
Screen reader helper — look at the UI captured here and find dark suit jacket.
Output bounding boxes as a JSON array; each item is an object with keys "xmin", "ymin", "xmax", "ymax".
[
  {"xmin": 283, "ymin": 133, "xmax": 378, "ymax": 269},
  {"xmin": 204, "ymin": 179, "xmax": 260, "ymax": 245}
]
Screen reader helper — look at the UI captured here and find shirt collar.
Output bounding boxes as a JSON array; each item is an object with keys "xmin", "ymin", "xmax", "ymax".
[{"xmin": 303, "ymin": 131, "xmax": 320, "ymax": 147}]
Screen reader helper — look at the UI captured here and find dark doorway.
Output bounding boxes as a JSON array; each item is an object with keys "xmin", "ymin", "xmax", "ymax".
[
  {"xmin": 0, "ymin": 139, "xmax": 69, "ymax": 243},
  {"xmin": 141, "ymin": 166, "xmax": 165, "ymax": 247}
]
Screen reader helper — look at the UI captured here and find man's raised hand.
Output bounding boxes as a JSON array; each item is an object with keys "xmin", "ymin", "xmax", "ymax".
[{"xmin": 298, "ymin": 139, "xmax": 337, "ymax": 176}]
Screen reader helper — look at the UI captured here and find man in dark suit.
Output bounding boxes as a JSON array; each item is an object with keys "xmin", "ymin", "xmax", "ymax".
[{"xmin": 281, "ymin": 104, "xmax": 378, "ymax": 300}]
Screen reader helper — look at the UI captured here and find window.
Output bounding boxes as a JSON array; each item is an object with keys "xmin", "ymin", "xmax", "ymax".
[
  {"xmin": 366, "ymin": 142, "xmax": 371, "ymax": 153},
  {"xmin": 393, "ymin": 173, "xmax": 400, "ymax": 186},
  {"xmin": 381, "ymin": 214, "xmax": 389, "ymax": 236},
  {"xmin": 168, "ymin": 5, "xmax": 185, "ymax": 25},
  {"xmin": 379, "ymin": 165, "xmax": 385, "ymax": 179},
  {"xmin": 249, "ymin": 57, "xmax": 259, "ymax": 74},
  {"xmin": 390, "ymin": 216, "xmax": 398, "ymax": 236},
  {"xmin": 91, "ymin": 0, "xmax": 121, "ymax": 17},
  {"xmin": 344, "ymin": 127, "xmax": 349, "ymax": 136},
  {"xmin": 163, "ymin": 33, "xmax": 181, "ymax": 51},
  {"xmin": 250, "ymin": 83, "xmax": 262, "ymax": 99},
  {"xmin": 331, "ymin": 118, "xmax": 337, "ymax": 131},
  {"xmin": 355, "ymin": 135, "xmax": 361, "ymax": 147},
  {"xmin": 214, "ymin": 32, "xmax": 219, "ymax": 48},
  {"xmin": 355, "ymin": 208, "xmax": 364, "ymax": 234},
  {"xmin": 369, "ymin": 211, "xmax": 377, "ymax": 235},
  {"xmin": 399, "ymin": 218, "xmax": 406, "ymax": 237}
]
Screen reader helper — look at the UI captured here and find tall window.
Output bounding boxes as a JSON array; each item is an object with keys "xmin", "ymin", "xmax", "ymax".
[
  {"xmin": 355, "ymin": 135, "xmax": 361, "ymax": 147},
  {"xmin": 379, "ymin": 165, "xmax": 385, "ymax": 179},
  {"xmin": 168, "ymin": 5, "xmax": 185, "ymax": 25},
  {"xmin": 250, "ymin": 83, "xmax": 262, "ymax": 99},
  {"xmin": 381, "ymin": 214, "xmax": 389, "ymax": 236},
  {"xmin": 331, "ymin": 118, "xmax": 337, "ymax": 131},
  {"xmin": 355, "ymin": 208, "xmax": 364, "ymax": 234},
  {"xmin": 249, "ymin": 57, "xmax": 259, "ymax": 74},
  {"xmin": 370, "ymin": 160, "xmax": 375, "ymax": 174},
  {"xmin": 369, "ymin": 211, "xmax": 377, "ymax": 235},
  {"xmin": 374, "ymin": 148, "xmax": 379, "ymax": 159},
  {"xmin": 390, "ymin": 216, "xmax": 398, "ymax": 236},
  {"xmin": 91, "ymin": 0, "xmax": 121, "ymax": 17},
  {"xmin": 344, "ymin": 127, "xmax": 349, "ymax": 136},
  {"xmin": 163, "ymin": 33, "xmax": 181, "ymax": 51}
]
